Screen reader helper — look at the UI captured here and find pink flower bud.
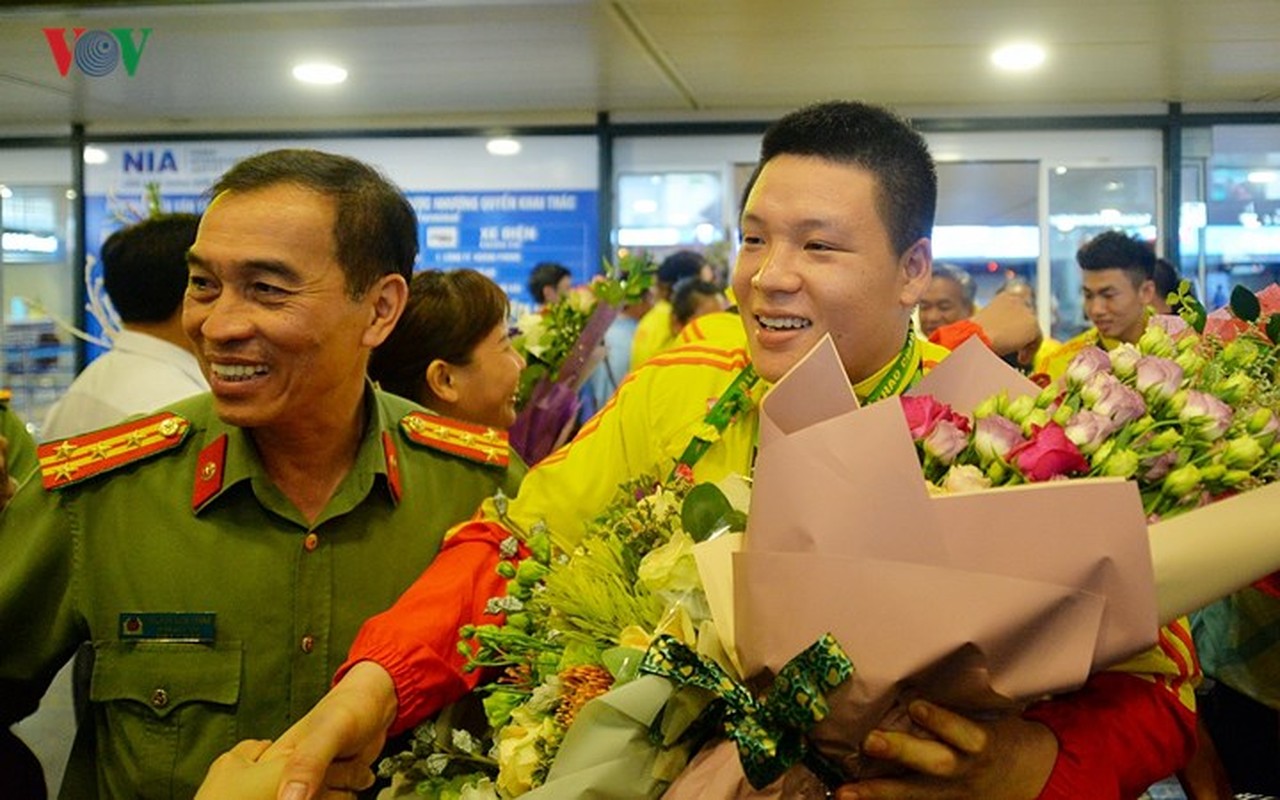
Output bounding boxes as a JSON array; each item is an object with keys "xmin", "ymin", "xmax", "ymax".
[
  {"xmin": 1064, "ymin": 409, "xmax": 1116, "ymax": 454},
  {"xmin": 1064, "ymin": 346, "xmax": 1111, "ymax": 388},
  {"xmin": 1179, "ymin": 390, "xmax": 1233, "ymax": 440},
  {"xmin": 973, "ymin": 414, "xmax": 1024, "ymax": 464}
]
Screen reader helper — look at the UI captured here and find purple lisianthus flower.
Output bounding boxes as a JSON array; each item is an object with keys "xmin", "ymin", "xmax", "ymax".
[
  {"xmin": 1064, "ymin": 346, "xmax": 1111, "ymax": 388},
  {"xmin": 1142, "ymin": 450, "xmax": 1180, "ymax": 481},
  {"xmin": 923, "ymin": 418, "xmax": 970, "ymax": 465},
  {"xmin": 1081, "ymin": 371, "xmax": 1124, "ymax": 407},
  {"xmin": 1134, "ymin": 356, "xmax": 1184, "ymax": 403},
  {"xmin": 973, "ymin": 414, "xmax": 1024, "ymax": 464},
  {"xmin": 1092, "ymin": 380, "xmax": 1146, "ymax": 427},
  {"xmin": 1064, "ymin": 409, "xmax": 1116, "ymax": 454},
  {"xmin": 1148, "ymin": 314, "xmax": 1191, "ymax": 341},
  {"xmin": 1180, "ymin": 390, "xmax": 1233, "ymax": 439}
]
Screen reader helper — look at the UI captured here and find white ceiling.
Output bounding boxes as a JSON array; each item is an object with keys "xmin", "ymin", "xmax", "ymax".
[{"xmin": 2, "ymin": 0, "xmax": 1280, "ymax": 138}]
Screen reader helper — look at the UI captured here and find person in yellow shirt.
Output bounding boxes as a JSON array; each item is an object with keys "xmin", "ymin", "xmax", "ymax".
[
  {"xmin": 629, "ymin": 249, "xmax": 714, "ymax": 369},
  {"xmin": 1037, "ymin": 230, "xmax": 1157, "ymax": 383}
]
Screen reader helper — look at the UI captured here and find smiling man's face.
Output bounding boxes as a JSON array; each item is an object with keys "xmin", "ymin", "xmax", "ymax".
[{"xmin": 732, "ymin": 154, "xmax": 931, "ymax": 384}]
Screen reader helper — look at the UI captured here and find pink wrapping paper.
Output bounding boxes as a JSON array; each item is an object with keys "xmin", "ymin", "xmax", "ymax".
[{"xmin": 663, "ymin": 335, "xmax": 1158, "ymax": 798}]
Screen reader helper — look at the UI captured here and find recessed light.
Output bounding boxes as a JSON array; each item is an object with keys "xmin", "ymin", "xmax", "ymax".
[
  {"xmin": 991, "ymin": 42, "xmax": 1046, "ymax": 72},
  {"xmin": 486, "ymin": 137, "xmax": 521, "ymax": 156},
  {"xmin": 83, "ymin": 146, "xmax": 108, "ymax": 165},
  {"xmin": 292, "ymin": 62, "xmax": 348, "ymax": 85}
]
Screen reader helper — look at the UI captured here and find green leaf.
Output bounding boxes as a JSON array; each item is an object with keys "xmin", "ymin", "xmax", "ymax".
[
  {"xmin": 1267, "ymin": 313, "xmax": 1280, "ymax": 345},
  {"xmin": 681, "ymin": 482, "xmax": 733, "ymax": 542},
  {"xmin": 1231, "ymin": 285, "xmax": 1261, "ymax": 322}
]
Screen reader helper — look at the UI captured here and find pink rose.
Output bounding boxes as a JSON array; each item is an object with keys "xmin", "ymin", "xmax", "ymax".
[
  {"xmin": 900, "ymin": 395, "xmax": 970, "ymax": 440},
  {"xmin": 1064, "ymin": 346, "xmax": 1111, "ymax": 387},
  {"xmin": 1064, "ymin": 409, "xmax": 1116, "ymax": 454},
  {"xmin": 1134, "ymin": 356, "xmax": 1183, "ymax": 402},
  {"xmin": 973, "ymin": 414, "xmax": 1025, "ymax": 464},
  {"xmin": 1008, "ymin": 422, "xmax": 1091, "ymax": 481},
  {"xmin": 923, "ymin": 419, "xmax": 970, "ymax": 464}
]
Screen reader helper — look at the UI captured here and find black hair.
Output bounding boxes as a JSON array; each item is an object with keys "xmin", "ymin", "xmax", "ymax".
[
  {"xmin": 741, "ymin": 100, "xmax": 937, "ymax": 256},
  {"xmin": 209, "ymin": 149, "xmax": 417, "ymax": 297},
  {"xmin": 101, "ymin": 213, "xmax": 201, "ymax": 323},
  {"xmin": 527, "ymin": 262, "xmax": 572, "ymax": 304},
  {"xmin": 1076, "ymin": 230, "xmax": 1155, "ymax": 287}
]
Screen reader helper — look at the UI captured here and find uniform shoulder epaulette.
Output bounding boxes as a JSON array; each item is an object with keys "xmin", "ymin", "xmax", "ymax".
[
  {"xmin": 38, "ymin": 411, "xmax": 191, "ymax": 490},
  {"xmin": 399, "ymin": 411, "xmax": 509, "ymax": 468}
]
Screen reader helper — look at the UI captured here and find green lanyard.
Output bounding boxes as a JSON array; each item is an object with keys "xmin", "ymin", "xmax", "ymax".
[
  {"xmin": 671, "ymin": 364, "xmax": 759, "ymax": 477},
  {"xmin": 670, "ymin": 331, "xmax": 920, "ymax": 477},
  {"xmin": 861, "ymin": 330, "xmax": 922, "ymax": 403}
]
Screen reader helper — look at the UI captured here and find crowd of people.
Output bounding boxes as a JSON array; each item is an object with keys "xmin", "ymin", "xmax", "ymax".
[{"xmin": 0, "ymin": 98, "xmax": 1275, "ymax": 800}]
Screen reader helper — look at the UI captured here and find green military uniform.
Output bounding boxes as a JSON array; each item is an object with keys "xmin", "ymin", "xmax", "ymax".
[
  {"xmin": 1, "ymin": 393, "xmax": 36, "ymax": 482},
  {"xmin": 0, "ymin": 386, "xmax": 524, "ymax": 799}
]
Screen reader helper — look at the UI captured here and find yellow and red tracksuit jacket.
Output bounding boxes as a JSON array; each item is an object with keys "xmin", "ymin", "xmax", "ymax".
[{"xmin": 342, "ymin": 313, "xmax": 1196, "ymax": 799}]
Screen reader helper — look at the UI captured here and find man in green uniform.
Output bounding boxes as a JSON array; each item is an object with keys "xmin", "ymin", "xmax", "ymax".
[
  {"xmin": 0, "ymin": 149, "xmax": 524, "ymax": 799},
  {"xmin": 0, "ymin": 394, "xmax": 35, "ymax": 506}
]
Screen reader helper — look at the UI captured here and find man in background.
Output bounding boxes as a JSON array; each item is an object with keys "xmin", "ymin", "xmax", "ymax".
[
  {"xmin": 526, "ymin": 261, "xmax": 572, "ymax": 309},
  {"xmin": 917, "ymin": 261, "xmax": 975, "ymax": 337},
  {"xmin": 1037, "ymin": 230, "xmax": 1156, "ymax": 382},
  {"xmin": 630, "ymin": 249, "xmax": 713, "ymax": 368},
  {"xmin": 41, "ymin": 213, "xmax": 208, "ymax": 439}
]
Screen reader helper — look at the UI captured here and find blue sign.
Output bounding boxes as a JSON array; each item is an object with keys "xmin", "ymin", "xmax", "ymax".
[{"xmin": 410, "ymin": 190, "xmax": 599, "ymax": 307}]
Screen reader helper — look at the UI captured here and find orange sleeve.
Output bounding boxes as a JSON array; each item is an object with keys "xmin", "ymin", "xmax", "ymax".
[
  {"xmin": 336, "ymin": 520, "xmax": 520, "ymax": 735},
  {"xmin": 928, "ymin": 319, "xmax": 993, "ymax": 352}
]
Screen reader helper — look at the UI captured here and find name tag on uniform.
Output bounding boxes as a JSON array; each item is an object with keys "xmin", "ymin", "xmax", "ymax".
[{"xmin": 119, "ymin": 612, "xmax": 216, "ymax": 644}]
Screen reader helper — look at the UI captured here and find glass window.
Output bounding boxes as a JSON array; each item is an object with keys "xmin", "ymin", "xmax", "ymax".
[
  {"xmin": 1192, "ymin": 124, "xmax": 1280, "ymax": 309},
  {"xmin": 1047, "ymin": 166, "xmax": 1157, "ymax": 340},
  {"xmin": 616, "ymin": 171, "xmax": 723, "ymax": 249}
]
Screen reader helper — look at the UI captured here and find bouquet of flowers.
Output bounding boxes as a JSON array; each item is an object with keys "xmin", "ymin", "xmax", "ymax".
[
  {"xmin": 508, "ymin": 254, "xmax": 655, "ymax": 465},
  {"xmin": 909, "ymin": 282, "xmax": 1280, "ymax": 524},
  {"xmin": 377, "ymin": 471, "xmax": 750, "ymax": 799}
]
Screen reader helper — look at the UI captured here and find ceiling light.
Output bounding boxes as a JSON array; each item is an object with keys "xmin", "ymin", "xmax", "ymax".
[
  {"xmin": 486, "ymin": 137, "xmax": 522, "ymax": 156},
  {"xmin": 1054, "ymin": 166, "xmax": 1068, "ymax": 175},
  {"xmin": 292, "ymin": 62, "xmax": 348, "ymax": 85},
  {"xmin": 1247, "ymin": 170, "xmax": 1278, "ymax": 184},
  {"xmin": 0, "ymin": 185, "xmax": 11, "ymax": 199},
  {"xmin": 83, "ymin": 146, "xmax": 108, "ymax": 165},
  {"xmin": 991, "ymin": 42, "xmax": 1046, "ymax": 72}
]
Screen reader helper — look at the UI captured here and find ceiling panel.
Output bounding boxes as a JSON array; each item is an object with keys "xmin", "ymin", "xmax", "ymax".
[{"xmin": 0, "ymin": 0, "xmax": 1277, "ymax": 136}]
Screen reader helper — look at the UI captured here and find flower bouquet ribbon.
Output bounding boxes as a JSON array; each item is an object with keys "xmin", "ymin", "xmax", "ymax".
[{"xmin": 640, "ymin": 632, "xmax": 853, "ymax": 790}]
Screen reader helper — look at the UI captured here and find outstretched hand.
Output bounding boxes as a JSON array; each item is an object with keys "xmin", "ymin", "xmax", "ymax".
[
  {"xmin": 265, "ymin": 661, "xmax": 400, "ymax": 800},
  {"xmin": 972, "ymin": 292, "xmax": 1043, "ymax": 362},
  {"xmin": 835, "ymin": 700, "xmax": 1057, "ymax": 800},
  {"xmin": 195, "ymin": 740, "xmax": 281, "ymax": 800}
]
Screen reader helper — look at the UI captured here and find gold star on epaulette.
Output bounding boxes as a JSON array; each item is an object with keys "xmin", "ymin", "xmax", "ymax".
[{"xmin": 38, "ymin": 411, "xmax": 192, "ymax": 491}]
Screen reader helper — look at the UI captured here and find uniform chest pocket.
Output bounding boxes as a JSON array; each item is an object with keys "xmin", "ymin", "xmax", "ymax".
[{"xmin": 89, "ymin": 641, "xmax": 243, "ymax": 799}]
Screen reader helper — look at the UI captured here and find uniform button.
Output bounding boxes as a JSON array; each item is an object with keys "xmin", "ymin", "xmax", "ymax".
[
  {"xmin": 150, "ymin": 688, "xmax": 169, "ymax": 708},
  {"xmin": 303, "ymin": 532, "xmax": 319, "ymax": 552},
  {"xmin": 300, "ymin": 635, "xmax": 315, "ymax": 654}
]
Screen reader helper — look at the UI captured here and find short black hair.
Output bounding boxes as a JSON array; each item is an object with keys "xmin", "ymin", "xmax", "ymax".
[
  {"xmin": 101, "ymin": 213, "xmax": 201, "ymax": 324},
  {"xmin": 742, "ymin": 100, "xmax": 937, "ymax": 256},
  {"xmin": 1153, "ymin": 257, "xmax": 1181, "ymax": 298},
  {"xmin": 209, "ymin": 149, "xmax": 417, "ymax": 298},
  {"xmin": 656, "ymin": 250, "xmax": 707, "ymax": 287},
  {"xmin": 671, "ymin": 278, "xmax": 723, "ymax": 327},
  {"xmin": 528, "ymin": 262, "xmax": 571, "ymax": 302},
  {"xmin": 1076, "ymin": 230, "xmax": 1155, "ymax": 287}
]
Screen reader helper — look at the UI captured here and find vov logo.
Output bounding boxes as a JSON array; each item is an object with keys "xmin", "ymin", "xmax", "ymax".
[{"xmin": 43, "ymin": 28, "xmax": 152, "ymax": 77}]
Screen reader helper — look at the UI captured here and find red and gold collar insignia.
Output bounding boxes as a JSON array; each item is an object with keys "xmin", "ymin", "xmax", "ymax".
[
  {"xmin": 191, "ymin": 434, "xmax": 228, "ymax": 511},
  {"xmin": 382, "ymin": 430, "xmax": 402, "ymax": 504},
  {"xmin": 399, "ymin": 411, "xmax": 509, "ymax": 468},
  {"xmin": 38, "ymin": 411, "xmax": 190, "ymax": 490}
]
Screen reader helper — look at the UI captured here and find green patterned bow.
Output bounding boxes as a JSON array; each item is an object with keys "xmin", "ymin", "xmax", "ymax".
[{"xmin": 639, "ymin": 632, "xmax": 853, "ymax": 789}]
